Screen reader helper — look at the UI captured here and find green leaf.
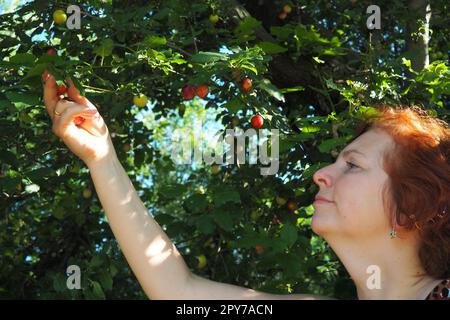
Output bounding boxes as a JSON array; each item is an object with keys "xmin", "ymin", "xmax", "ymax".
[
  {"xmin": 257, "ymin": 41, "xmax": 287, "ymax": 54},
  {"xmin": 98, "ymin": 272, "xmax": 113, "ymax": 291},
  {"xmin": 36, "ymin": 54, "xmax": 64, "ymax": 64},
  {"xmin": 298, "ymin": 125, "xmax": 321, "ymax": 133},
  {"xmin": 154, "ymin": 214, "xmax": 175, "ymax": 225},
  {"xmin": 321, "ymin": 48, "xmax": 345, "ymax": 56},
  {"xmin": 9, "ymin": 53, "xmax": 36, "ymax": 65},
  {"xmin": 280, "ymin": 86, "xmax": 305, "ymax": 93},
  {"xmin": 270, "ymin": 26, "xmax": 293, "ymax": 41},
  {"xmin": 185, "ymin": 194, "xmax": 208, "ymax": 213},
  {"xmin": 279, "ymin": 223, "xmax": 298, "ymax": 248},
  {"xmin": 213, "ymin": 211, "xmax": 234, "ymax": 231},
  {"xmin": 23, "ymin": 63, "xmax": 48, "ymax": 80},
  {"xmin": 143, "ymin": 35, "xmax": 167, "ymax": 47},
  {"xmin": 171, "ymin": 58, "xmax": 187, "ymax": 65},
  {"xmin": 240, "ymin": 64, "xmax": 258, "ymax": 75},
  {"xmin": 89, "ymin": 255, "xmax": 103, "ymax": 269},
  {"xmin": 402, "ymin": 57, "xmax": 412, "ymax": 68},
  {"xmin": 224, "ymin": 98, "xmax": 244, "ymax": 113},
  {"xmin": 5, "ymin": 91, "xmax": 40, "ymax": 107},
  {"xmin": 109, "ymin": 264, "xmax": 118, "ymax": 277},
  {"xmin": 212, "ymin": 186, "xmax": 240, "ymax": 206},
  {"xmin": 26, "ymin": 167, "xmax": 53, "ymax": 182},
  {"xmin": 235, "ymin": 17, "xmax": 261, "ymax": 36},
  {"xmin": 193, "ymin": 214, "xmax": 215, "ymax": 235},
  {"xmin": 159, "ymin": 184, "xmax": 186, "ymax": 199},
  {"xmin": 313, "ymin": 56, "xmax": 325, "ymax": 64},
  {"xmin": 325, "ymin": 78, "xmax": 340, "ymax": 91},
  {"xmin": 318, "ymin": 137, "xmax": 347, "ymax": 153},
  {"xmin": 52, "ymin": 273, "xmax": 67, "ymax": 293},
  {"xmin": 93, "ymin": 39, "xmax": 114, "ymax": 57},
  {"xmin": 90, "ymin": 281, "xmax": 106, "ymax": 300},
  {"xmin": 190, "ymin": 51, "xmax": 228, "ymax": 63},
  {"xmin": 259, "ymin": 79, "xmax": 285, "ymax": 102}
]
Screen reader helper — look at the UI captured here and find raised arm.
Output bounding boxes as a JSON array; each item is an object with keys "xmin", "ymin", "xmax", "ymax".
[{"xmin": 42, "ymin": 72, "xmax": 326, "ymax": 300}]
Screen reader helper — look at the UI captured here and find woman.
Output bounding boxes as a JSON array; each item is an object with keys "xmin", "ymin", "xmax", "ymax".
[{"xmin": 42, "ymin": 73, "xmax": 449, "ymax": 300}]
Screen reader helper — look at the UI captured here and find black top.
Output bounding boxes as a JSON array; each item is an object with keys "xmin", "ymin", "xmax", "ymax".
[{"xmin": 425, "ymin": 279, "xmax": 450, "ymax": 300}]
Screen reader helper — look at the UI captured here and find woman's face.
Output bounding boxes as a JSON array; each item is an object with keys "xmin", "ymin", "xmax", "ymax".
[{"xmin": 312, "ymin": 128, "xmax": 396, "ymax": 241}]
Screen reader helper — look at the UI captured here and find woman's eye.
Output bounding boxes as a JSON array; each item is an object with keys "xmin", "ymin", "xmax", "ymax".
[{"xmin": 345, "ymin": 161, "xmax": 359, "ymax": 170}]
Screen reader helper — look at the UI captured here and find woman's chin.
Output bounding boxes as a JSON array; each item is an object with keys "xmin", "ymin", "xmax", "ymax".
[
  {"xmin": 311, "ymin": 211, "xmax": 334, "ymax": 236},
  {"xmin": 311, "ymin": 215, "xmax": 324, "ymax": 235}
]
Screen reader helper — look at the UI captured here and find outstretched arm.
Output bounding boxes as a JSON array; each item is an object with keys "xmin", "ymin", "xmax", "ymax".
[
  {"xmin": 89, "ymin": 157, "xmax": 324, "ymax": 300},
  {"xmin": 87, "ymin": 156, "xmax": 192, "ymax": 299}
]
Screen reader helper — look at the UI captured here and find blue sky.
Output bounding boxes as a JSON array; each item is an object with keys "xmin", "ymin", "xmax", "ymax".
[{"xmin": 0, "ymin": 0, "xmax": 26, "ymax": 14}]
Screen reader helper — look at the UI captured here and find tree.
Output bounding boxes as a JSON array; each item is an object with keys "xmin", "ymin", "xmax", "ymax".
[{"xmin": 0, "ymin": 0, "xmax": 448, "ymax": 299}]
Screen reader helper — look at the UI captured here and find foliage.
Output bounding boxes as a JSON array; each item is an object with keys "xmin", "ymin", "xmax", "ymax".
[{"xmin": 0, "ymin": 0, "xmax": 448, "ymax": 299}]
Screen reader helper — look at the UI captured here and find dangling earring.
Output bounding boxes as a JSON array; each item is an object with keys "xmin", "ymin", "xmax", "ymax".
[
  {"xmin": 389, "ymin": 219, "xmax": 397, "ymax": 239},
  {"xmin": 389, "ymin": 228, "xmax": 397, "ymax": 239}
]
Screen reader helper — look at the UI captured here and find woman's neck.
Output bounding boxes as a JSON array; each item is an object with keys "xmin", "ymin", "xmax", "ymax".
[{"xmin": 326, "ymin": 234, "xmax": 441, "ymax": 299}]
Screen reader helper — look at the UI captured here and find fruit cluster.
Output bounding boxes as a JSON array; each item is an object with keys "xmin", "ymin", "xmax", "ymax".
[
  {"xmin": 182, "ymin": 84, "xmax": 209, "ymax": 100},
  {"xmin": 47, "ymin": 45, "xmax": 265, "ymax": 131},
  {"xmin": 278, "ymin": 4, "xmax": 293, "ymax": 20}
]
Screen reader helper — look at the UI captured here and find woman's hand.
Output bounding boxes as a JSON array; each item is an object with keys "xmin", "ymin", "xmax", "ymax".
[{"xmin": 42, "ymin": 72, "xmax": 117, "ymax": 168}]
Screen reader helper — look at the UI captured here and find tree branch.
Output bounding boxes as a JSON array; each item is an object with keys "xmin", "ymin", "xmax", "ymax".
[{"xmin": 225, "ymin": 0, "xmax": 316, "ymax": 88}]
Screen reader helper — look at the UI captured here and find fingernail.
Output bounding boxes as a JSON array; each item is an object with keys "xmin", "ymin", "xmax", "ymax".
[{"xmin": 42, "ymin": 70, "xmax": 50, "ymax": 82}]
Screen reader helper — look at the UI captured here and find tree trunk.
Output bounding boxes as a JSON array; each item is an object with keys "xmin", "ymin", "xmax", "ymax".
[{"xmin": 405, "ymin": 0, "xmax": 432, "ymax": 72}]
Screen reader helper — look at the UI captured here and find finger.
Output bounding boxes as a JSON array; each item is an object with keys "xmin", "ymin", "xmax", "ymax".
[
  {"xmin": 66, "ymin": 79, "xmax": 103, "ymax": 130},
  {"xmin": 42, "ymin": 69, "xmax": 50, "ymax": 83},
  {"xmin": 55, "ymin": 93, "xmax": 96, "ymax": 126},
  {"xmin": 43, "ymin": 74, "xmax": 58, "ymax": 120},
  {"xmin": 66, "ymin": 78, "xmax": 97, "ymax": 109},
  {"xmin": 54, "ymin": 99, "xmax": 88, "ymax": 115},
  {"xmin": 54, "ymin": 100, "xmax": 106, "ymax": 137},
  {"xmin": 52, "ymin": 101, "xmax": 99, "ymax": 136}
]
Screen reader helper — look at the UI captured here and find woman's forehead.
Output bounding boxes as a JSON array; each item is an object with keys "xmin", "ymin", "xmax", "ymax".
[{"xmin": 346, "ymin": 129, "xmax": 394, "ymax": 158}]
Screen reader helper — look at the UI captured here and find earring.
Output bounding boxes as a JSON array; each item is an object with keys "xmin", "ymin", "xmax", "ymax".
[{"xmin": 389, "ymin": 228, "xmax": 397, "ymax": 239}]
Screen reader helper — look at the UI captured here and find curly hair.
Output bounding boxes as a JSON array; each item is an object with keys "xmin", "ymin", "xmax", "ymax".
[{"xmin": 353, "ymin": 105, "xmax": 450, "ymax": 279}]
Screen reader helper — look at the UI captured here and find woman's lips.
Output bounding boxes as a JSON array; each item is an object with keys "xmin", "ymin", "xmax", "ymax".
[
  {"xmin": 313, "ymin": 196, "xmax": 333, "ymax": 205},
  {"xmin": 313, "ymin": 199, "xmax": 332, "ymax": 205}
]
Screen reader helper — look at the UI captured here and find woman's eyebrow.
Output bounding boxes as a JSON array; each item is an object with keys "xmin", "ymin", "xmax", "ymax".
[{"xmin": 339, "ymin": 149, "xmax": 367, "ymax": 159}]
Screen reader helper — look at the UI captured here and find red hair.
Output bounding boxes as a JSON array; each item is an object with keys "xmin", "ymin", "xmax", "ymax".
[{"xmin": 353, "ymin": 105, "xmax": 450, "ymax": 279}]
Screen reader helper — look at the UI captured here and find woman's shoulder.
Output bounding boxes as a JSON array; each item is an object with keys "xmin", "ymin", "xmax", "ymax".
[{"xmin": 425, "ymin": 279, "xmax": 450, "ymax": 300}]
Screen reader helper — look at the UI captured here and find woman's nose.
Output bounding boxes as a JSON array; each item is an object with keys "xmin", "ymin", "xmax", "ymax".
[{"xmin": 313, "ymin": 166, "xmax": 333, "ymax": 188}]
